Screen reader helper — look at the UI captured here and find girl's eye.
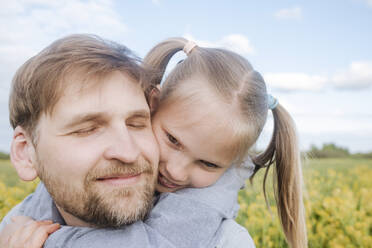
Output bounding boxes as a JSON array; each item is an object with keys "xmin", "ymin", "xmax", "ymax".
[
  {"xmin": 166, "ymin": 133, "xmax": 180, "ymax": 146},
  {"xmin": 200, "ymin": 160, "xmax": 220, "ymax": 169}
]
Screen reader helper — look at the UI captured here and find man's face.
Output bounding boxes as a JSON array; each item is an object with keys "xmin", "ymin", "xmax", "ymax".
[{"xmin": 33, "ymin": 71, "xmax": 159, "ymax": 227}]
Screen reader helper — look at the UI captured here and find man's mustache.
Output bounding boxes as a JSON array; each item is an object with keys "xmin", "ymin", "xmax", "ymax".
[{"xmin": 85, "ymin": 157, "xmax": 155, "ymax": 182}]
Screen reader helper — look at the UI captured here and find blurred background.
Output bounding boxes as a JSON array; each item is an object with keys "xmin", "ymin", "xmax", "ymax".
[
  {"xmin": 1, "ymin": 0, "xmax": 371, "ymax": 247},
  {"xmin": 0, "ymin": 0, "xmax": 372, "ymax": 153}
]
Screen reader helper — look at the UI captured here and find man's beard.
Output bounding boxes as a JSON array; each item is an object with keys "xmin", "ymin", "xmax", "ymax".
[{"xmin": 36, "ymin": 156, "xmax": 157, "ymax": 228}]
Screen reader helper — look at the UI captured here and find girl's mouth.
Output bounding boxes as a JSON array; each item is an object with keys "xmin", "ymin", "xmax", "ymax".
[{"xmin": 158, "ymin": 172, "xmax": 182, "ymax": 189}]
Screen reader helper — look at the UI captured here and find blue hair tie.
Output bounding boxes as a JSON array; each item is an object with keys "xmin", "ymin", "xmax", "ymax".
[{"xmin": 267, "ymin": 94, "xmax": 278, "ymax": 110}]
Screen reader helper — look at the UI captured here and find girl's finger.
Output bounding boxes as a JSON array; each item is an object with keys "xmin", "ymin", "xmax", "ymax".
[
  {"xmin": 11, "ymin": 216, "xmax": 34, "ymax": 224},
  {"xmin": 8, "ymin": 221, "xmax": 35, "ymax": 248},
  {"xmin": 8, "ymin": 221, "xmax": 54, "ymax": 248},
  {"xmin": 10, "ymin": 220, "xmax": 44, "ymax": 246},
  {"xmin": 25, "ymin": 223, "xmax": 61, "ymax": 248}
]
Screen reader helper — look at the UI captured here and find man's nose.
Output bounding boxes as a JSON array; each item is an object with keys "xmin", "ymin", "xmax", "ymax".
[{"xmin": 103, "ymin": 128, "xmax": 140, "ymax": 163}]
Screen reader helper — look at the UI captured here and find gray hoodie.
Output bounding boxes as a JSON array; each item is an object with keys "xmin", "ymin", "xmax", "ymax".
[{"xmin": 0, "ymin": 160, "xmax": 255, "ymax": 248}]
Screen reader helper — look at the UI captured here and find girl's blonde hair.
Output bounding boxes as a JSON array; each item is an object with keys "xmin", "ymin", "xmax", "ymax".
[{"xmin": 144, "ymin": 37, "xmax": 307, "ymax": 248}]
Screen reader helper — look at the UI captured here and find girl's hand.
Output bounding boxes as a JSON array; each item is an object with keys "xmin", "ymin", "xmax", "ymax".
[{"xmin": 0, "ymin": 216, "xmax": 60, "ymax": 248}]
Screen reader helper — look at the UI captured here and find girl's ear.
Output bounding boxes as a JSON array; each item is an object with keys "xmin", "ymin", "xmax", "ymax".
[
  {"xmin": 10, "ymin": 126, "xmax": 38, "ymax": 181},
  {"xmin": 148, "ymin": 86, "xmax": 160, "ymax": 115}
]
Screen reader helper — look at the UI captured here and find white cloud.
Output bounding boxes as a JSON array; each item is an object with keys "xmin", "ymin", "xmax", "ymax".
[
  {"xmin": 256, "ymin": 89, "xmax": 372, "ymax": 153},
  {"xmin": 331, "ymin": 61, "xmax": 372, "ymax": 89},
  {"xmin": 219, "ymin": 34, "xmax": 255, "ymax": 55},
  {"xmin": 0, "ymin": 0, "xmax": 129, "ymax": 152},
  {"xmin": 264, "ymin": 73, "xmax": 328, "ymax": 91},
  {"xmin": 184, "ymin": 34, "xmax": 254, "ymax": 55},
  {"xmin": 274, "ymin": 6, "xmax": 302, "ymax": 20},
  {"xmin": 0, "ymin": 0, "xmax": 129, "ymax": 92},
  {"xmin": 364, "ymin": 0, "xmax": 372, "ymax": 7},
  {"xmin": 264, "ymin": 61, "xmax": 372, "ymax": 91},
  {"xmin": 151, "ymin": 0, "xmax": 160, "ymax": 4}
]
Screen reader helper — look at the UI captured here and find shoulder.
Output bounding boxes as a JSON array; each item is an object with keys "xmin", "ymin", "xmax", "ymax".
[
  {"xmin": 0, "ymin": 201, "xmax": 24, "ymax": 232},
  {"xmin": 0, "ymin": 183, "xmax": 44, "ymax": 233},
  {"xmin": 215, "ymin": 219, "xmax": 255, "ymax": 248}
]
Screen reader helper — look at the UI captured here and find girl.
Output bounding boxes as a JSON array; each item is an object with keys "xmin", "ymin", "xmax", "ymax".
[{"xmin": 0, "ymin": 37, "xmax": 307, "ymax": 248}]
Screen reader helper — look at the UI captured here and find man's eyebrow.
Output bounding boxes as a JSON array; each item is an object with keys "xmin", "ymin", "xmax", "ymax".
[
  {"xmin": 62, "ymin": 109, "xmax": 150, "ymax": 129},
  {"xmin": 62, "ymin": 113, "xmax": 108, "ymax": 129},
  {"xmin": 127, "ymin": 110, "xmax": 150, "ymax": 119}
]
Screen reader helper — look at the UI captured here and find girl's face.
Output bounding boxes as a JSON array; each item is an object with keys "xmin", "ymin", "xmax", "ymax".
[{"xmin": 152, "ymin": 86, "xmax": 238, "ymax": 193}]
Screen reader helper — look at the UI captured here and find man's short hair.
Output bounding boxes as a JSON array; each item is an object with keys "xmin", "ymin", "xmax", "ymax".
[{"xmin": 9, "ymin": 34, "xmax": 150, "ymax": 139}]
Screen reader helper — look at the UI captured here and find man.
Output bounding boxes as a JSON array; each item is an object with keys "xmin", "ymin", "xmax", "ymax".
[
  {"xmin": 0, "ymin": 34, "xmax": 255, "ymax": 248},
  {"xmin": 0, "ymin": 33, "xmax": 161, "ymax": 242}
]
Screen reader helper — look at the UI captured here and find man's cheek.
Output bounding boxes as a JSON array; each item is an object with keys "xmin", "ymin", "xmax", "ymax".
[{"xmin": 137, "ymin": 132, "xmax": 159, "ymax": 159}]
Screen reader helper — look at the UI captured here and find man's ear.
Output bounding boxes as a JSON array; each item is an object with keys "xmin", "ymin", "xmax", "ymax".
[
  {"xmin": 10, "ymin": 126, "xmax": 38, "ymax": 181},
  {"xmin": 148, "ymin": 86, "xmax": 160, "ymax": 115}
]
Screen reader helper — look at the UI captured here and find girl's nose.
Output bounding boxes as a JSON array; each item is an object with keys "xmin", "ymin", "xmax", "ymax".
[{"xmin": 164, "ymin": 156, "xmax": 191, "ymax": 183}]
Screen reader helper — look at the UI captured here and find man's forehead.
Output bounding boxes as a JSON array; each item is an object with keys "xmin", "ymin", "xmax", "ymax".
[
  {"xmin": 46, "ymin": 71, "xmax": 148, "ymax": 120},
  {"xmin": 61, "ymin": 70, "xmax": 137, "ymax": 96}
]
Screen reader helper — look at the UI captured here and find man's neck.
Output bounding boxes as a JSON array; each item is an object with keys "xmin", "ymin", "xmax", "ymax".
[{"xmin": 56, "ymin": 205, "xmax": 96, "ymax": 228}]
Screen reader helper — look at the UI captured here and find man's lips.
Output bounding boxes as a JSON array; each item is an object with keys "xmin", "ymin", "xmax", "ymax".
[
  {"xmin": 158, "ymin": 172, "xmax": 182, "ymax": 189},
  {"xmin": 96, "ymin": 173, "xmax": 142, "ymax": 186}
]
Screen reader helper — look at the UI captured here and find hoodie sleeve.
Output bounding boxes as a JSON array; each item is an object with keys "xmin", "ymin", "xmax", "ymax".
[{"xmin": 42, "ymin": 158, "xmax": 255, "ymax": 248}]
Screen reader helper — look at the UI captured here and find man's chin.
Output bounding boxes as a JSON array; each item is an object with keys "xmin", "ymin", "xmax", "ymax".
[
  {"xmin": 84, "ymin": 183, "xmax": 155, "ymax": 227},
  {"xmin": 50, "ymin": 180, "xmax": 155, "ymax": 228}
]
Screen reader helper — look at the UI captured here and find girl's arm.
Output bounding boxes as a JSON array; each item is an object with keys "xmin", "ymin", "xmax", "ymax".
[
  {"xmin": 0, "ymin": 216, "xmax": 60, "ymax": 248},
  {"xmin": 33, "ymin": 160, "xmax": 255, "ymax": 248}
]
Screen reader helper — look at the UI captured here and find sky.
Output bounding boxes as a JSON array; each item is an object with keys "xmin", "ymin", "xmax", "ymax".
[{"xmin": 0, "ymin": 0, "xmax": 371, "ymax": 153}]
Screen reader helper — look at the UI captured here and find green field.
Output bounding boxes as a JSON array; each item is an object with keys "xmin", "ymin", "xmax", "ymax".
[
  {"xmin": 237, "ymin": 158, "xmax": 372, "ymax": 247},
  {"xmin": 1, "ymin": 158, "xmax": 371, "ymax": 247},
  {"xmin": 0, "ymin": 160, "xmax": 25, "ymax": 187},
  {"xmin": 0, "ymin": 160, "xmax": 39, "ymax": 220}
]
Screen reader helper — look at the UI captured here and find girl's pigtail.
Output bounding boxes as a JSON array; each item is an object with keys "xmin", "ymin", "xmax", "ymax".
[
  {"xmin": 143, "ymin": 37, "xmax": 188, "ymax": 87},
  {"xmin": 253, "ymin": 104, "xmax": 307, "ymax": 248}
]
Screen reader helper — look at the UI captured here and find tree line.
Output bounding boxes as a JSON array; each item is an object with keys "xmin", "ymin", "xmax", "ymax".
[
  {"xmin": 1, "ymin": 143, "xmax": 372, "ymax": 160},
  {"xmin": 0, "ymin": 152, "xmax": 9, "ymax": 160},
  {"xmin": 308, "ymin": 143, "xmax": 372, "ymax": 159}
]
